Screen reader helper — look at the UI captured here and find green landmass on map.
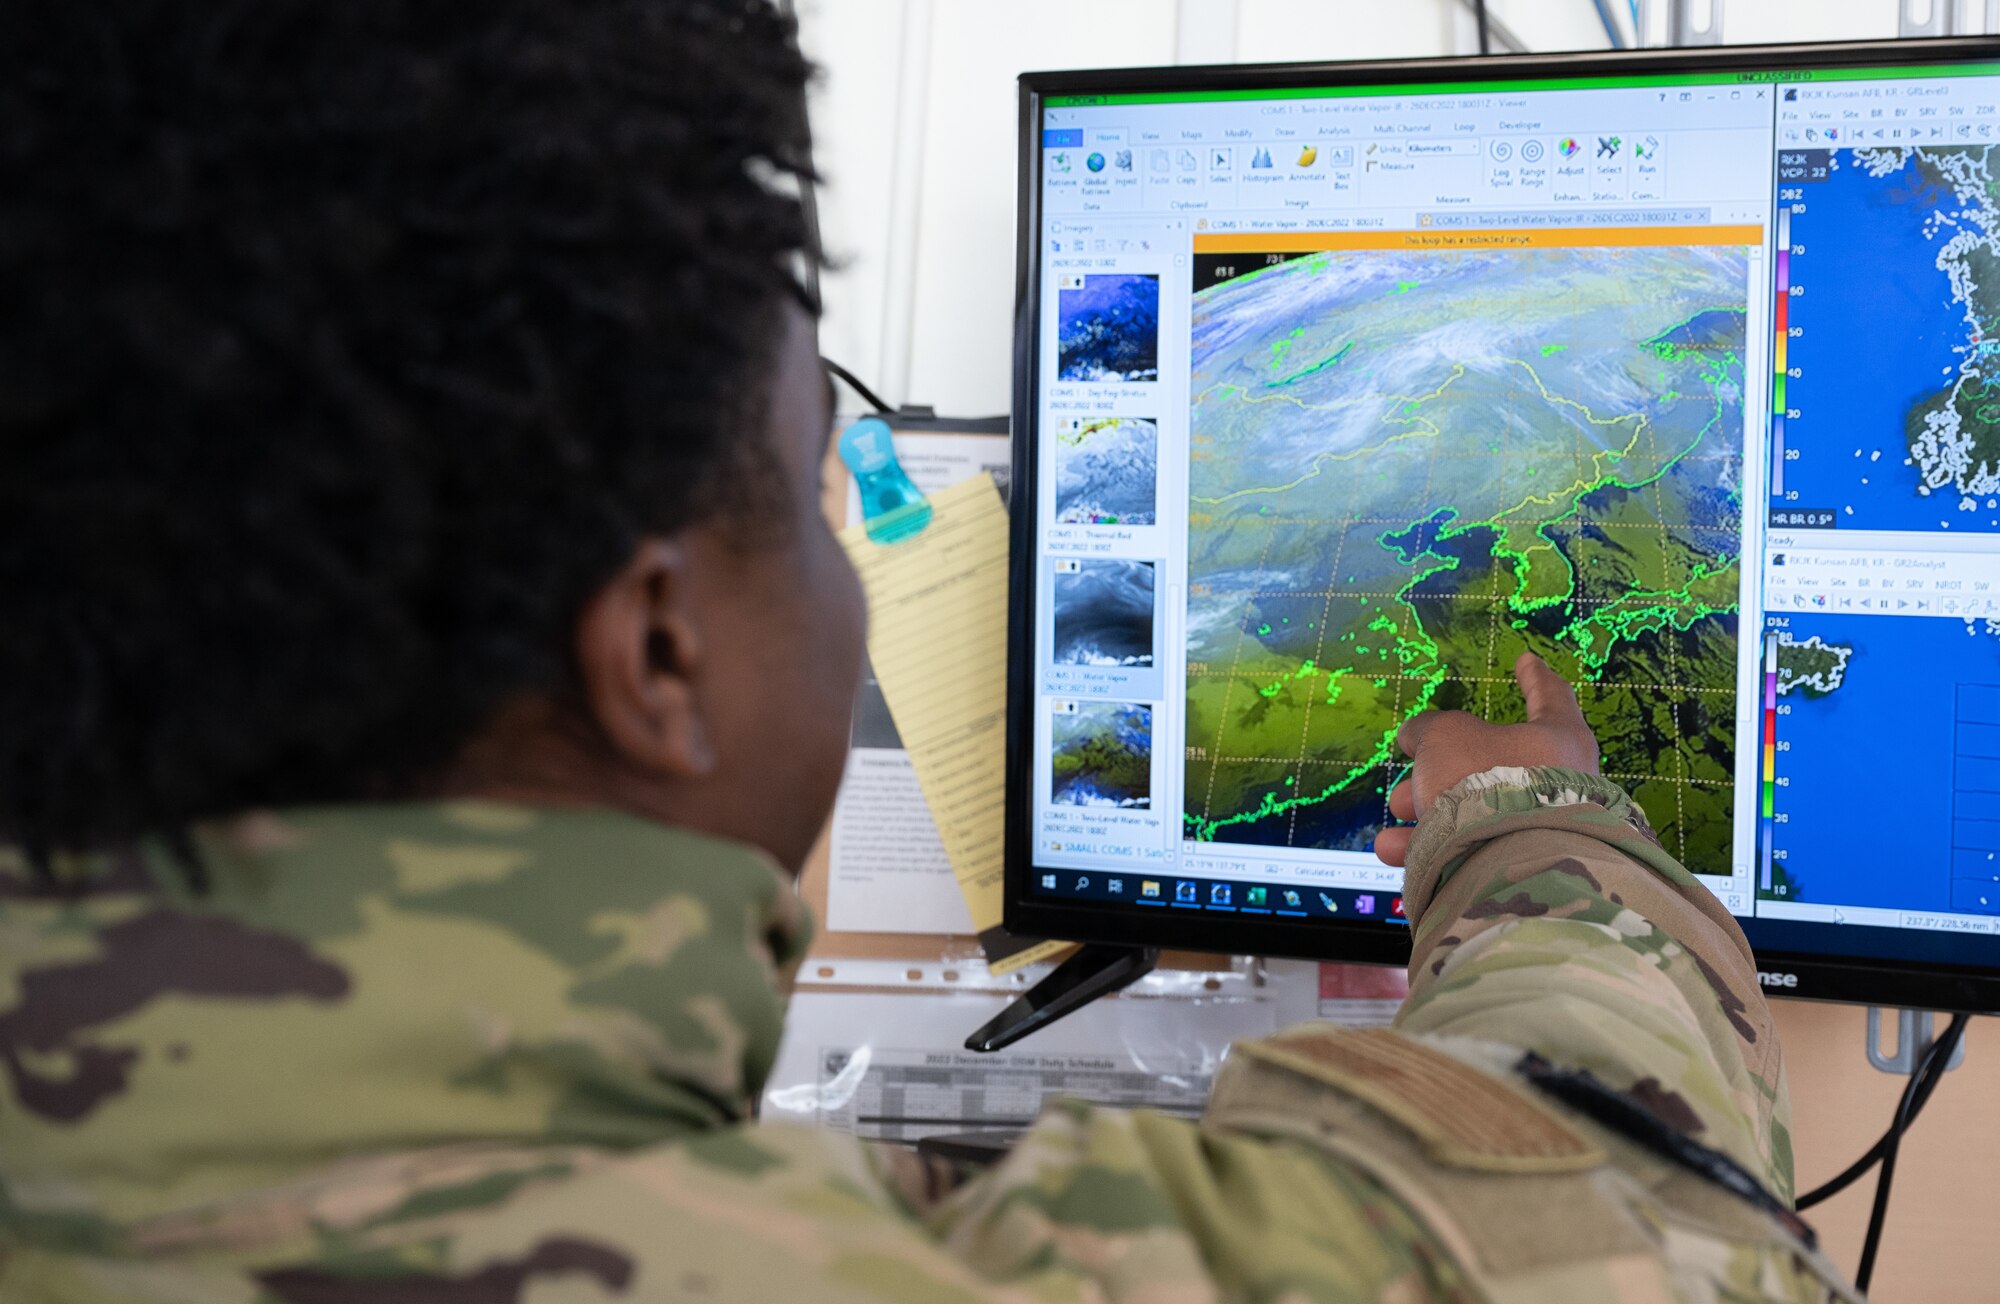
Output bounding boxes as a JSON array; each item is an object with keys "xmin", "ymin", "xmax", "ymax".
[
  {"xmin": 1183, "ymin": 243, "xmax": 1746, "ymax": 870},
  {"xmin": 1773, "ymin": 633, "xmax": 1853, "ymax": 699}
]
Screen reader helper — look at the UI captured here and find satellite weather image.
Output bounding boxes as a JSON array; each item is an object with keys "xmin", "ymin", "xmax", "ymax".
[
  {"xmin": 1052, "ymin": 702, "xmax": 1153, "ymax": 808},
  {"xmin": 1054, "ymin": 417, "xmax": 1159, "ymax": 525},
  {"xmin": 1058, "ymin": 273, "xmax": 1160, "ymax": 382},
  {"xmin": 1182, "ymin": 241, "xmax": 1747, "ymax": 869},
  {"xmin": 1053, "ymin": 559, "xmax": 1156, "ymax": 668}
]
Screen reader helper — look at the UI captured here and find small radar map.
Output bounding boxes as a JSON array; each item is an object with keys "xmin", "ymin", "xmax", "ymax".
[
  {"xmin": 1760, "ymin": 144, "xmax": 2000, "ymax": 916},
  {"xmin": 1781, "ymin": 145, "xmax": 2000, "ymax": 530},
  {"xmin": 1183, "ymin": 239, "xmax": 1748, "ymax": 870}
]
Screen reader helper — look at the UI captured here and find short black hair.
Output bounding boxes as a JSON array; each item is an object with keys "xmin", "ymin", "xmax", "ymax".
[{"xmin": 0, "ymin": 0, "xmax": 819, "ymax": 852}]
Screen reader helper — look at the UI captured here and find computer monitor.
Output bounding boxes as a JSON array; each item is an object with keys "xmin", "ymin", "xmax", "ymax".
[{"xmin": 1006, "ymin": 37, "xmax": 2000, "ymax": 1013}]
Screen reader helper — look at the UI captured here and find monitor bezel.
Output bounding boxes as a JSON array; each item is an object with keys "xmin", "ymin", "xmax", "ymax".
[{"xmin": 1005, "ymin": 35, "xmax": 2000, "ymax": 1013}]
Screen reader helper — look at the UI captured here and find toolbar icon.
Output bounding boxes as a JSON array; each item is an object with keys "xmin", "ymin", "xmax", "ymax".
[
  {"xmin": 1141, "ymin": 880, "xmax": 1161, "ymax": 898},
  {"xmin": 1558, "ymin": 137, "xmax": 1582, "ymax": 159},
  {"xmin": 1210, "ymin": 883, "xmax": 1232, "ymax": 906},
  {"xmin": 1176, "ymin": 880, "xmax": 1196, "ymax": 903},
  {"xmin": 1520, "ymin": 138, "xmax": 1545, "ymax": 163},
  {"xmin": 1596, "ymin": 135, "xmax": 1622, "ymax": 158},
  {"xmin": 1296, "ymin": 144, "xmax": 1318, "ymax": 167}
]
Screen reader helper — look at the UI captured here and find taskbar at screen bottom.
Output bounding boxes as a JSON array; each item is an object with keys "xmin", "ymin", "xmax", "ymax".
[{"xmin": 1031, "ymin": 866, "xmax": 1412, "ymax": 925}]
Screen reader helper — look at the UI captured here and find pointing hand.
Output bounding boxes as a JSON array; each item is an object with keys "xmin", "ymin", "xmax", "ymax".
[{"xmin": 1372, "ymin": 653, "xmax": 1600, "ymax": 868}]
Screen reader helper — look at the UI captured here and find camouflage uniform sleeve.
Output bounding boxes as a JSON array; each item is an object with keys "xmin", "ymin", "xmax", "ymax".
[
  {"xmin": 917, "ymin": 1098, "xmax": 1469, "ymax": 1302},
  {"xmin": 130, "ymin": 1113, "xmax": 1460, "ymax": 1304},
  {"xmin": 1392, "ymin": 765, "xmax": 1793, "ymax": 1199}
]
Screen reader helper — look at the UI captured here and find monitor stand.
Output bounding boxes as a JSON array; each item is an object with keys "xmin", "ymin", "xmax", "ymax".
[{"xmin": 963, "ymin": 943, "xmax": 1159, "ymax": 1052}]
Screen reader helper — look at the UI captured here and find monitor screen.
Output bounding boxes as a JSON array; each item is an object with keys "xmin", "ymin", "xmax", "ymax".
[{"xmin": 1006, "ymin": 41, "xmax": 2000, "ymax": 1009}]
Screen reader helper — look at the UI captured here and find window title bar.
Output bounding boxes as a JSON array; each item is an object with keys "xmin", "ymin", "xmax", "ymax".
[
  {"xmin": 1192, "ymin": 224, "xmax": 1761, "ymax": 253},
  {"xmin": 1042, "ymin": 62, "xmax": 2000, "ymax": 108}
]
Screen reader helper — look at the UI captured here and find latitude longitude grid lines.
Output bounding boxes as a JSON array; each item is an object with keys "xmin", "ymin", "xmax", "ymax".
[{"xmin": 1184, "ymin": 249, "xmax": 1751, "ymax": 863}]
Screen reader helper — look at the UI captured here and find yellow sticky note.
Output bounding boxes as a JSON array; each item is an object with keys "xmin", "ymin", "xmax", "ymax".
[{"xmin": 840, "ymin": 475, "xmax": 1068, "ymax": 974}]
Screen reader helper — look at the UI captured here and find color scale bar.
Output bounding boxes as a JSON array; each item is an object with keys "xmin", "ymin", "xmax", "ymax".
[
  {"xmin": 1759, "ymin": 631, "xmax": 1778, "ymax": 892},
  {"xmin": 1771, "ymin": 208, "xmax": 1790, "ymax": 499}
]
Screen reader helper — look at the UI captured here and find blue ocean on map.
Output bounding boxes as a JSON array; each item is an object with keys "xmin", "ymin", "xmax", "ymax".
[
  {"xmin": 1052, "ymin": 559, "xmax": 1155, "ymax": 667},
  {"xmin": 1774, "ymin": 612, "xmax": 2000, "ymax": 914},
  {"xmin": 1057, "ymin": 274, "xmax": 1160, "ymax": 383},
  {"xmin": 1786, "ymin": 150, "xmax": 1979, "ymax": 530}
]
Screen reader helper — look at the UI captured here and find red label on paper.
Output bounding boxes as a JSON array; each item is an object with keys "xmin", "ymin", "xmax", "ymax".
[{"xmin": 1317, "ymin": 963, "xmax": 1410, "ymax": 1001}]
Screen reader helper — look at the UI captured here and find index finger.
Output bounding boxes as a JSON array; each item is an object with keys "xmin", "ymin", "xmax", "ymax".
[
  {"xmin": 1515, "ymin": 652, "xmax": 1587, "ymax": 729},
  {"xmin": 1395, "ymin": 710, "xmax": 1440, "ymax": 760}
]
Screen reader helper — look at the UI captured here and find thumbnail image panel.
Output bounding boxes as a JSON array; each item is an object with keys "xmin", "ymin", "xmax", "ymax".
[
  {"xmin": 1052, "ymin": 558, "xmax": 1155, "ymax": 667},
  {"xmin": 1057, "ymin": 273, "xmax": 1160, "ymax": 383},
  {"xmin": 1051, "ymin": 701, "xmax": 1153, "ymax": 809},
  {"xmin": 1054, "ymin": 417, "xmax": 1158, "ymax": 525}
]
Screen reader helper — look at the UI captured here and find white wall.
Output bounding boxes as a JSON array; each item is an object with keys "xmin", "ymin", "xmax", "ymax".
[{"xmin": 794, "ymin": 0, "xmax": 1925, "ymax": 415}]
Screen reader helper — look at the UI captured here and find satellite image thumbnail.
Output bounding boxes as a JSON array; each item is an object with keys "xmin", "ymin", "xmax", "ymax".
[
  {"xmin": 1183, "ymin": 241, "xmax": 1747, "ymax": 868},
  {"xmin": 1058, "ymin": 273, "xmax": 1160, "ymax": 382},
  {"xmin": 1052, "ymin": 702, "xmax": 1153, "ymax": 808},
  {"xmin": 1054, "ymin": 417, "xmax": 1159, "ymax": 525},
  {"xmin": 1052, "ymin": 559, "xmax": 1155, "ymax": 668}
]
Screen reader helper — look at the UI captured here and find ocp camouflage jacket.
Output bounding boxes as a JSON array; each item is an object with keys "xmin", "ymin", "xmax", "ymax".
[{"xmin": 0, "ymin": 769, "xmax": 1857, "ymax": 1302}]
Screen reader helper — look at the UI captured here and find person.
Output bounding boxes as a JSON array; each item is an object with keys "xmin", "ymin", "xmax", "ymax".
[{"xmin": 0, "ymin": 3, "xmax": 1854, "ymax": 1301}]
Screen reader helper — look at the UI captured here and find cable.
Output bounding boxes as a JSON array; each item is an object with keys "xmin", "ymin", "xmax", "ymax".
[
  {"xmin": 1453, "ymin": 0, "xmax": 1526, "ymax": 54},
  {"xmin": 823, "ymin": 357, "xmax": 895, "ymax": 414},
  {"xmin": 1473, "ymin": 0, "xmax": 1492, "ymax": 55},
  {"xmin": 1785, "ymin": 1013, "xmax": 1969, "ymax": 1293},
  {"xmin": 1794, "ymin": 1012, "xmax": 1968, "ymax": 1211},
  {"xmin": 1851, "ymin": 1013, "xmax": 1969, "ymax": 1293},
  {"xmin": 1592, "ymin": 0, "xmax": 1630, "ymax": 48}
]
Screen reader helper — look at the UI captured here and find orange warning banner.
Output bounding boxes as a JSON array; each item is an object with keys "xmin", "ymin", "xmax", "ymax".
[{"xmin": 1192, "ymin": 224, "xmax": 1761, "ymax": 253}]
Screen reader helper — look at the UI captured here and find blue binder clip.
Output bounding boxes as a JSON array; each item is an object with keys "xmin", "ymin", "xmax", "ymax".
[{"xmin": 838, "ymin": 416, "xmax": 933, "ymax": 543}]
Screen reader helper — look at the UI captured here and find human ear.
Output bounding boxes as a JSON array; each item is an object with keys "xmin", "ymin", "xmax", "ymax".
[{"xmin": 573, "ymin": 538, "xmax": 717, "ymax": 778}]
